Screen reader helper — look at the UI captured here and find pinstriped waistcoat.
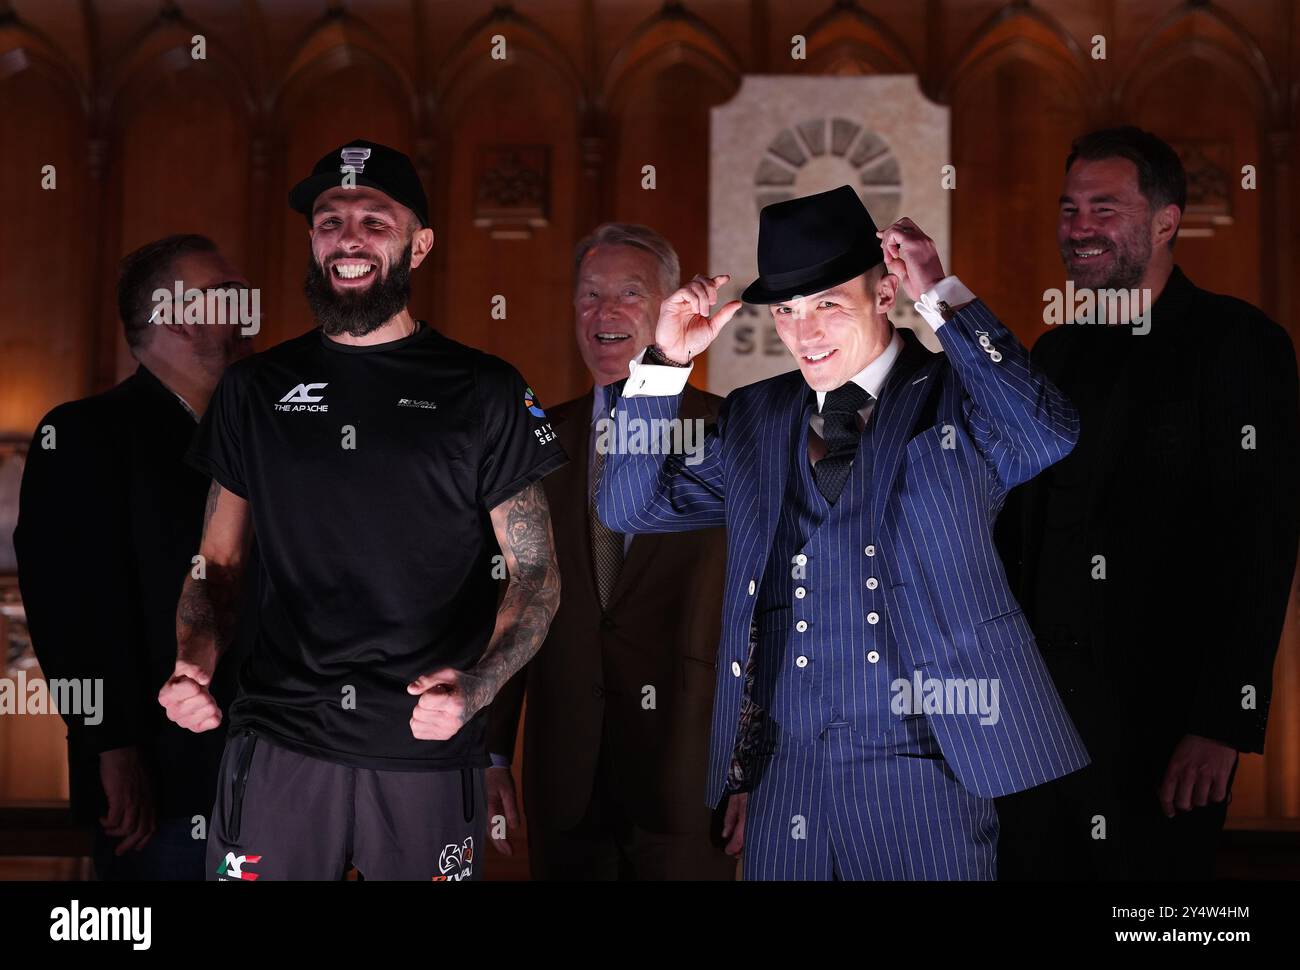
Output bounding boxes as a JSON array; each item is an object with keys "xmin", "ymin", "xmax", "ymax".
[{"xmin": 754, "ymin": 392, "xmax": 906, "ymax": 745}]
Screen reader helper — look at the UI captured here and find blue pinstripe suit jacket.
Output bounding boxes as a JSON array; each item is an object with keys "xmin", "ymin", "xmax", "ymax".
[{"xmin": 599, "ymin": 301, "xmax": 1091, "ymax": 808}]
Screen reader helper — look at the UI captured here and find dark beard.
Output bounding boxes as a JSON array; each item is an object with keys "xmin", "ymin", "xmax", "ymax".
[
  {"xmin": 1060, "ymin": 229, "xmax": 1150, "ymax": 291},
  {"xmin": 305, "ymin": 242, "xmax": 413, "ymax": 337}
]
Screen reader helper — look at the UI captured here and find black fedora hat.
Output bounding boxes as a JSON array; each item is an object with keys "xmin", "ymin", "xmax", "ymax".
[
  {"xmin": 741, "ymin": 185, "xmax": 884, "ymax": 305},
  {"xmin": 289, "ymin": 138, "xmax": 429, "ymax": 228}
]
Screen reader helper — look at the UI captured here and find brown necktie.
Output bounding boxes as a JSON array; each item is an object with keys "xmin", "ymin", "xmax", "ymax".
[{"xmin": 590, "ymin": 443, "xmax": 624, "ymax": 609}]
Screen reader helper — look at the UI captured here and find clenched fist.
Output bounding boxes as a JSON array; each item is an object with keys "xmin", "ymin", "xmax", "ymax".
[
  {"xmin": 408, "ymin": 667, "xmax": 487, "ymax": 741},
  {"xmin": 158, "ymin": 660, "xmax": 222, "ymax": 733}
]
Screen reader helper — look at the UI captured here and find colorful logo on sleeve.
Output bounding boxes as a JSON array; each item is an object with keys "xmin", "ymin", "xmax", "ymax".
[{"xmin": 523, "ymin": 387, "xmax": 546, "ymax": 418}]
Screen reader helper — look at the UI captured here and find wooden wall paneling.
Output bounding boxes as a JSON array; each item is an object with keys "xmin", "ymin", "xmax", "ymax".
[
  {"xmin": 1253, "ymin": 3, "xmax": 1299, "ymax": 821},
  {"xmin": 1271, "ymin": 0, "xmax": 1297, "ymax": 344},
  {"xmin": 0, "ymin": 664, "xmax": 69, "ymax": 803},
  {"xmin": 409, "ymin": 2, "xmax": 438, "ymax": 336},
  {"xmin": 1118, "ymin": 5, "xmax": 1276, "ymax": 314},
  {"xmin": 603, "ymin": 9, "xmax": 741, "ymax": 390},
  {"xmin": 234, "ymin": 0, "xmax": 272, "ymax": 318},
  {"xmin": 1126, "ymin": 58, "xmax": 1263, "ymax": 310},
  {"xmin": 1289, "ymin": 0, "xmax": 1300, "ymax": 354},
  {"xmin": 0, "ymin": 46, "xmax": 91, "ymax": 435},
  {"xmin": 445, "ymin": 63, "xmax": 584, "ymax": 403},
  {"xmin": 585, "ymin": 0, "xmax": 682, "ymax": 99},
  {"xmin": 1263, "ymin": 566, "xmax": 1300, "ymax": 819},
  {"xmin": 750, "ymin": 0, "xmax": 771, "ymax": 73},
  {"xmin": 923, "ymin": 0, "xmax": 944, "ymax": 99},
  {"xmin": 942, "ymin": 2, "xmax": 1093, "ymax": 109},
  {"xmin": 574, "ymin": 0, "xmax": 604, "ymax": 234},
  {"xmin": 436, "ymin": 13, "xmax": 587, "ymax": 405},
  {"xmin": 947, "ymin": 10, "xmax": 1090, "ymax": 348},
  {"xmin": 426, "ymin": 104, "xmax": 455, "ymax": 361},
  {"xmin": 6, "ymin": 0, "xmax": 94, "ymax": 86},
  {"xmin": 105, "ymin": 62, "xmax": 253, "ymax": 380},
  {"xmin": 94, "ymin": 11, "xmax": 255, "ymax": 384},
  {"xmin": 798, "ymin": 0, "xmax": 919, "ymax": 76},
  {"xmin": 608, "ymin": 59, "xmax": 734, "ymax": 269},
  {"xmin": 1118, "ymin": 7, "xmax": 1291, "ymax": 821}
]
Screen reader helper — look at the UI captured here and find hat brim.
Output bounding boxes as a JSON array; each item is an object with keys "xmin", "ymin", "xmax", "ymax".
[
  {"xmin": 288, "ymin": 173, "xmax": 428, "ymax": 228},
  {"xmin": 740, "ymin": 253, "xmax": 883, "ymax": 305}
]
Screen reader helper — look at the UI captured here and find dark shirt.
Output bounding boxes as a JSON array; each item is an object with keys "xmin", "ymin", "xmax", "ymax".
[
  {"xmin": 187, "ymin": 324, "xmax": 568, "ymax": 770},
  {"xmin": 1003, "ymin": 267, "xmax": 1300, "ymax": 753},
  {"xmin": 15, "ymin": 365, "xmax": 240, "ymax": 823},
  {"xmin": 1031, "ymin": 323, "xmax": 1139, "ymax": 634}
]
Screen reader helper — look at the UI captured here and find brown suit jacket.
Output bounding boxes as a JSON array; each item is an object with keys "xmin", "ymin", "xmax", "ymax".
[{"xmin": 488, "ymin": 383, "xmax": 727, "ymax": 835}]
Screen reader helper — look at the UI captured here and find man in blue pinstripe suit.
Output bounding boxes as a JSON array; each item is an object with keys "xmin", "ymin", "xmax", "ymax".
[{"xmin": 597, "ymin": 185, "xmax": 1090, "ymax": 880}]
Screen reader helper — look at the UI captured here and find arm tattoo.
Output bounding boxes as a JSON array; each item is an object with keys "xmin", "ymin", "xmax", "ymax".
[
  {"xmin": 175, "ymin": 482, "xmax": 245, "ymax": 674},
  {"xmin": 466, "ymin": 482, "xmax": 561, "ymax": 720}
]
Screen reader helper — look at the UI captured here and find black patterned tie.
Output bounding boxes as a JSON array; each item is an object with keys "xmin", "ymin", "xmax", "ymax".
[
  {"xmin": 812, "ymin": 382, "xmax": 873, "ymax": 504},
  {"xmin": 590, "ymin": 442, "xmax": 624, "ymax": 609}
]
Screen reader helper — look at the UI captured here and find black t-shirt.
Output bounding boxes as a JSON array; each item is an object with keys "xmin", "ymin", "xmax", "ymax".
[{"xmin": 187, "ymin": 323, "xmax": 567, "ymax": 770}]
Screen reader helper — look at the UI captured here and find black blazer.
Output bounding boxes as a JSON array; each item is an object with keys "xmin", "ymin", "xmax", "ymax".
[
  {"xmin": 14, "ymin": 366, "xmax": 244, "ymax": 822},
  {"xmin": 998, "ymin": 267, "xmax": 1300, "ymax": 756}
]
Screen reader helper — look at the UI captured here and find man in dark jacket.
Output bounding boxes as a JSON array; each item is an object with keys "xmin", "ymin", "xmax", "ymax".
[
  {"xmin": 997, "ymin": 127, "xmax": 1300, "ymax": 880},
  {"xmin": 15, "ymin": 234, "xmax": 253, "ymax": 879}
]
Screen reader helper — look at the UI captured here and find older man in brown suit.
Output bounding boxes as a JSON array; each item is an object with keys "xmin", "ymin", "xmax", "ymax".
[{"xmin": 487, "ymin": 224, "xmax": 735, "ymax": 880}]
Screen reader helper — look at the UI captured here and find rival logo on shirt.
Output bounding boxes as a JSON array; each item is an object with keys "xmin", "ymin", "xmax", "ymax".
[
  {"xmin": 397, "ymin": 398, "xmax": 437, "ymax": 410},
  {"xmin": 523, "ymin": 387, "xmax": 546, "ymax": 418},
  {"xmin": 525, "ymin": 386, "xmax": 556, "ymax": 443},
  {"xmin": 275, "ymin": 383, "xmax": 329, "ymax": 412}
]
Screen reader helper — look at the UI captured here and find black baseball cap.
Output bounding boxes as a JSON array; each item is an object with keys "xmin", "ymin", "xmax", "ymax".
[{"xmin": 289, "ymin": 139, "xmax": 429, "ymax": 228}]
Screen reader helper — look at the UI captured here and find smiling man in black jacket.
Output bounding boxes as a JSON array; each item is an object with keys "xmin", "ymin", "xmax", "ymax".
[{"xmin": 997, "ymin": 127, "xmax": 1300, "ymax": 880}]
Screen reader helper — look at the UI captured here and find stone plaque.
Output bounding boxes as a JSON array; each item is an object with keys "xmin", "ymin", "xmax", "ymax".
[{"xmin": 708, "ymin": 76, "xmax": 950, "ymax": 395}]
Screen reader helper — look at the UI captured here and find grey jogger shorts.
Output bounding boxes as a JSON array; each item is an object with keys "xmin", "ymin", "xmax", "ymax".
[{"xmin": 206, "ymin": 728, "xmax": 486, "ymax": 881}]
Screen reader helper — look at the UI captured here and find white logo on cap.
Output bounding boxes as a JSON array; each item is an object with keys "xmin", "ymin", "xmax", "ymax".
[{"xmin": 339, "ymin": 147, "xmax": 371, "ymax": 174}]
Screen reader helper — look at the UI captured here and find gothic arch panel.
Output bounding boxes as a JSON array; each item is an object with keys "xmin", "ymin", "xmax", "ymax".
[
  {"xmin": 951, "ymin": 54, "xmax": 1088, "ymax": 348},
  {"xmin": 0, "ymin": 62, "xmax": 92, "ymax": 432}
]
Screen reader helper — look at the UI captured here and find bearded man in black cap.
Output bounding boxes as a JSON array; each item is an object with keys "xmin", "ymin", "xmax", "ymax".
[
  {"xmin": 158, "ymin": 140, "xmax": 567, "ymax": 881},
  {"xmin": 598, "ymin": 185, "xmax": 1088, "ymax": 879}
]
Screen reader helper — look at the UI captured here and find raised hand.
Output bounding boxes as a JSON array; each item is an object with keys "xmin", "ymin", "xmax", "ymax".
[
  {"xmin": 653, "ymin": 273, "xmax": 743, "ymax": 364},
  {"xmin": 876, "ymin": 217, "xmax": 946, "ymax": 303}
]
